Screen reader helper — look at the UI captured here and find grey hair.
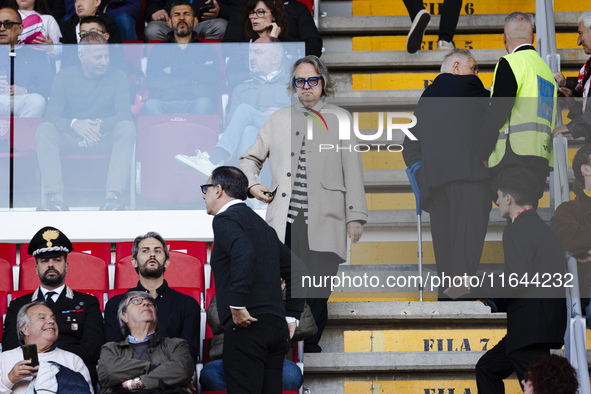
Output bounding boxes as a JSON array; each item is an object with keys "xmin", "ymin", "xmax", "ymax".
[
  {"xmin": 117, "ymin": 291, "xmax": 157, "ymax": 336},
  {"xmin": 578, "ymin": 10, "xmax": 591, "ymax": 30},
  {"xmin": 78, "ymin": 32, "xmax": 108, "ymax": 55},
  {"xmin": 287, "ymin": 55, "xmax": 336, "ymax": 97},
  {"xmin": 505, "ymin": 11, "xmax": 534, "ymax": 28},
  {"xmin": 17, "ymin": 301, "xmax": 49, "ymax": 342},
  {"xmin": 440, "ymin": 48, "xmax": 474, "ymax": 73}
]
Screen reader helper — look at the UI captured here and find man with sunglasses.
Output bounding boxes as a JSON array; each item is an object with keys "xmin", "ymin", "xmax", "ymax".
[{"xmin": 0, "ymin": 7, "xmax": 53, "ymax": 118}]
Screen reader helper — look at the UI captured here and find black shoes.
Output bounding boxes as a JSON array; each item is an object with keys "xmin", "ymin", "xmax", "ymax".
[{"xmin": 406, "ymin": 9, "xmax": 431, "ymax": 54}]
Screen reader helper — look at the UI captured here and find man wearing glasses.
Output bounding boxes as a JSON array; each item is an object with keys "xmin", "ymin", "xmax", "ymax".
[{"xmin": 0, "ymin": 7, "xmax": 53, "ymax": 118}]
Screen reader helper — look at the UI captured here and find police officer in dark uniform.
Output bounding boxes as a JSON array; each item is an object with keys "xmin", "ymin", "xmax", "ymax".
[{"xmin": 1, "ymin": 226, "xmax": 105, "ymax": 386}]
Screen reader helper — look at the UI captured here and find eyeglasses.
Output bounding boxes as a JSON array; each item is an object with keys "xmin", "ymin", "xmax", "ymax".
[
  {"xmin": 0, "ymin": 20, "xmax": 21, "ymax": 30},
  {"xmin": 200, "ymin": 184, "xmax": 215, "ymax": 194},
  {"xmin": 79, "ymin": 28, "xmax": 105, "ymax": 38},
  {"xmin": 293, "ymin": 76, "xmax": 323, "ymax": 89},
  {"xmin": 248, "ymin": 9, "xmax": 273, "ymax": 18},
  {"xmin": 128, "ymin": 297, "xmax": 154, "ymax": 306}
]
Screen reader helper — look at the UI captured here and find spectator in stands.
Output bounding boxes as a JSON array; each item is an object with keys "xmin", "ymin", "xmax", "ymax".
[
  {"xmin": 62, "ymin": 0, "xmax": 138, "ymax": 41},
  {"xmin": 475, "ymin": 166, "xmax": 567, "ymax": 393},
  {"xmin": 199, "ymin": 291, "xmax": 315, "ymax": 391},
  {"xmin": 79, "ymin": 15, "xmax": 108, "ymax": 40},
  {"xmin": 144, "ymin": 0, "xmax": 227, "ymax": 41},
  {"xmin": 479, "ymin": 12, "xmax": 557, "ymax": 206},
  {"xmin": 404, "ymin": 0, "xmax": 461, "ymax": 53},
  {"xmin": 12, "ymin": 0, "xmax": 62, "ymax": 48},
  {"xmin": 522, "ymin": 354, "xmax": 578, "ymax": 394},
  {"xmin": 59, "ymin": 0, "xmax": 121, "ymax": 43},
  {"xmin": 98, "ymin": 291, "xmax": 195, "ymax": 394},
  {"xmin": 2, "ymin": 226, "xmax": 105, "ymax": 387},
  {"xmin": 142, "ymin": 1, "xmax": 220, "ymax": 116},
  {"xmin": 402, "ymin": 49, "xmax": 491, "ymax": 299},
  {"xmin": 223, "ymin": 0, "xmax": 322, "ymax": 57},
  {"xmin": 175, "ymin": 37, "xmax": 289, "ymax": 176},
  {"xmin": 239, "ymin": 55, "xmax": 368, "ymax": 353},
  {"xmin": 553, "ymin": 10, "xmax": 591, "ymax": 143},
  {"xmin": 103, "ymin": 231, "xmax": 201, "ymax": 362},
  {"xmin": 203, "ymin": 166, "xmax": 305, "ymax": 391},
  {"xmin": 35, "ymin": 33, "xmax": 135, "ymax": 211},
  {"xmin": 0, "ymin": 7, "xmax": 53, "ymax": 118},
  {"xmin": 553, "ymin": 145, "xmax": 591, "ymax": 325},
  {"xmin": 0, "ymin": 302, "xmax": 94, "ymax": 394}
]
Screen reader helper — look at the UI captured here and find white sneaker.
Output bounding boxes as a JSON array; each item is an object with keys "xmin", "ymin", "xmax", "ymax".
[
  {"xmin": 437, "ymin": 40, "xmax": 455, "ymax": 50},
  {"xmin": 174, "ymin": 150, "xmax": 220, "ymax": 178}
]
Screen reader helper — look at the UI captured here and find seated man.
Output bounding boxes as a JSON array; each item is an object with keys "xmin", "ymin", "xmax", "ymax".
[
  {"xmin": 63, "ymin": 0, "xmax": 140, "ymax": 40},
  {"xmin": 0, "ymin": 7, "xmax": 53, "ymax": 118},
  {"xmin": 142, "ymin": 0, "xmax": 220, "ymax": 116},
  {"xmin": 554, "ymin": 144, "xmax": 591, "ymax": 323},
  {"xmin": 97, "ymin": 291, "xmax": 195, "ymax": 393},
  {"xmin": 35, "ymin": 32, "xmax": 135, "ymax": 211},
  {"xmin": 103, "ymin": 231, "xmax": 201, "ymax": 362},
  {"xmin": 0, "ymin": 302, "xmax": 93, "ymax": 393},
  {"xmin": 60, "ymin": 0, "xmax": 121, "ymax": 43},
  {"xmin": 175, "ymin": 37, "xmax": 289, "ymax": 175}
]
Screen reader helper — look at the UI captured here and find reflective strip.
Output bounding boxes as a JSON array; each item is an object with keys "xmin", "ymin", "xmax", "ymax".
[{"xmin": 496, "ymin": 122, "xmax": 552, "ymax": 140}]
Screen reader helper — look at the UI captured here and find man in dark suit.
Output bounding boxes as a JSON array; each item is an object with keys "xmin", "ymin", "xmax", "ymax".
[
  {"xmin": 203, "ymin": 166, "xmax": 305, "ymax": 393},
  {"xmin": 402, "ymin": 49, "xmax": 491, "ymax": 298},
  {"xmin": 1, "ymin": 226, "xmax": 105, "ymax": 386},
  {"xmin": 475, "ymin": 166, "xmax": 567, "ymax": 393}
]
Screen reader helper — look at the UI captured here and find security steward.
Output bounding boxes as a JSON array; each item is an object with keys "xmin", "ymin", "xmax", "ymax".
[{"xmin": 1, "ymin": 226, "xmax": 105, "ymax": 386}]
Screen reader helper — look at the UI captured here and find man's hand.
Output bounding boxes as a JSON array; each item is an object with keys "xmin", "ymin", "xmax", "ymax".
[
  {"xmin": 552, "ymin": 124, "xmax": 569, "ymax": 138},
  {"xmin": 347, "ymin": 221, "xmax": 363, "ymax": 244},
  {"xmin": 201, "ymin": 0, "xmax": 220, "ymax": 20},
  {"xmin": 72, "ymin": 119, "xmax": 102, "ymax": 147},
  {"xmin": 576, "ymin": 251, "xmax": 591, "ymax": 264},
  {"xmin": 266, "ymin": 22, "xmax": 282, "ymax": 38},
  {"xmin": 10, "ymin": 85, "xmax": 27, "ymax": 95},
  {"xmin": 231, "ymin": 308, "xmax": 258, "ymax": 327},
  {"xmin": 151, "ymin": 9, "xmax": 170, "ymax": 22},
  {"xmin": 249, "ymin": 185, "xmax": 274, "ymax": 203},
  {"xmin": 553, "ymin": 71, "xmax": 566, "ymax": 87},
  {"xmin": 287, "ymin": 321, "xmax": 296, "ymax": 339},
  {"xmin": 8, "ymin": 360, "xmax": 37, "ymax": 384}
]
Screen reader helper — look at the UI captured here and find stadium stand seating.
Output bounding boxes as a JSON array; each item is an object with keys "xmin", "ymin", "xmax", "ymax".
[
  {"xmin": 20, "ymin": 242, "xmax": 112, "ymax": 266},
  {"xmin": 0, "ymin": 258, "xmax": 12, "ymax": 293},
  {"xmin": 0, "ymin": 243, "xmax": 17, "ymax": 266}
]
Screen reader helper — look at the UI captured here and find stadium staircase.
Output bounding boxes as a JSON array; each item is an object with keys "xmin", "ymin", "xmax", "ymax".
[{"xmin": 302, "ymin": 0, "xmax": 591, "ymax": 392}]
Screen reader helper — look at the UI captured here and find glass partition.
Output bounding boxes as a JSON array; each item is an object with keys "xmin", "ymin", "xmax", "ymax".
[
  {"xmin": 10, "ymin": 41, "xmax": 304, "ymax": 211},
  {"xmin": 0, "ymin": 45, "xmax": 11, "ymax": 210}
]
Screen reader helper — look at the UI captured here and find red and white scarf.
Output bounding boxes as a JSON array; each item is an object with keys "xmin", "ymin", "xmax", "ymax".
[{"xmin": 576, "ymin": 56, "xmax": 591, "ymax": 113}]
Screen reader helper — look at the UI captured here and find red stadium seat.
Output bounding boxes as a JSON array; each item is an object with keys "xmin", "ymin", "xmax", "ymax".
[
  {"xmin": 115, "ymin": 251, "xmax": 204, "ymax": 290},
  {"xmin": 0, "ymin": 243, "xmax": 17, "ymax": 266},
  {"xmin": 20, "ymin": 242, "xmax": 112, "ymax": 266},
  {"xmin": 0, "ymin": 290, "xmax": 7, "ymax": 339},
  {"xmin": 20, "ymin": 252, "xmax": 109, "ymax": 292},
  {"xmin": 0, "ymin": 258, "xmax": 12, "ymax": 292}
]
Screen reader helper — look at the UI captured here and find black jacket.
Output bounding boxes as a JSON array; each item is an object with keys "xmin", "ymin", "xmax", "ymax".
[{"xmin": 60, "ymin": 12, "xmax": 122, "ymax": 43}]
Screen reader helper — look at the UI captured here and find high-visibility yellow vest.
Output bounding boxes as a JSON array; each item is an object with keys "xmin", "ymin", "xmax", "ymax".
[{"xmin": 488, "ymin": 49, "xmax": 557, "ymax": 168}]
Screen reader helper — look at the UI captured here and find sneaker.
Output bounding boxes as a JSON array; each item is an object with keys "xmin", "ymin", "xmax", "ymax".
[
  {"xmin": 406, "ymin": 9, "xmax": 430, "ymax": 54},
  {"xmin": 437, "ymin": 39, "xmax": 455, "ymax": 50},
  {"xmin": 175, "ymin": 150, "xmax": 220, "ymax": 179},
  {"xmin": 100, "ymin": 195, "xmax": 126, "ymax": 211},
  {"xmin": 36, "ymin": 197, "xmax": 70, "ymax": 211}
]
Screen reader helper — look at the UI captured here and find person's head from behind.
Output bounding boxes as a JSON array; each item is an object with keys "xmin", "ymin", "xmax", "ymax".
[
  {"xmin": 440, "ymin": 49, "xmax": 479, "ymax": 75},
  {"xmin": 131, "ymin": 231, "xmax": 170, "ymax": 278},
  {"xmin": 17, "ymin": 301, "xmax": 58, "ymax": 351},
  {"xmin": 243, "ymin": 0, "xmax": 287, "ymax": 38},
  {"xmin": 80, "ymin": 16, "xmax": 109, "ymax": 41},
  {"xmin": 503, "ymin": 12, "xmax": 534, "ymax": 52},
  {"xmin": 78, "ymin": 32, "xmax": 109, "ymax": 78},
  {"xmin": 0, "ymin": 7, "xmax": 22, "ymax": 47},
  {"xmin": 288, "ymin": 55, "xmax": 335, "ymax": 108},
  {"xmin": 203, "ymin": 166, "xmax": 248, "ymax": 215},
  {"xmin": 522, "ymin": 354, "xmax": 578, "ymax": 394},
  {"xmin": 249, "ymin": 36, "xmax": 283, "ymax": 76},
  {"xmin": 492, "ymin": 166, "xmax": 539, "ymax": 219},
  {"xmin": 74, "ymin": 0, "xmax": 100, "ymax": 18},
  {"xmin": 168, "ymin": 0, "xmax": 196, "ymax": 39},
  {"xmin": 572, "ymin": 144, "xmax": 591, "ymax": 187},
  {"xmin": 118, "ymin": 291, "xmax": 158, "ymax": 337}
]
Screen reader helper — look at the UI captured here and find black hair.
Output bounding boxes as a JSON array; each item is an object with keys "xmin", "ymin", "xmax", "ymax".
[
  {"xmin": 211, "ymin": 166, "xmax": 248, "ymax": 201},
  {"xmin": 492, "ymin": 165, "xmax": 539, "ymax": 206},
  {"xmin": 572, "ymin": 144, "xmax": 591, "ymax": 186}
]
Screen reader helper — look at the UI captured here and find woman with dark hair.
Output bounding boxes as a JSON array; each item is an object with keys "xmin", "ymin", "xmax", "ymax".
[
  {"xmin": 522, "ymin": 354, "xmax": 578, "ymax": 394},
  {"xmin": 243, "ymin": 0, "xmax": 287, "ymax": 40}
]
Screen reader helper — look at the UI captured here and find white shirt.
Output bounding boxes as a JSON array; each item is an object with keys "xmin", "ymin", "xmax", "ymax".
[{"xmin": 39, "ymin": 285, "xmax": 65, "ymax": 304}]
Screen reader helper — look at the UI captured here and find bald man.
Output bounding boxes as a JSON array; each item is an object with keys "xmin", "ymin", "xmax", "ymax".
[
  {"xmin": 478, "ymin": 12, "xmax": 557, "ymax": 204},
  {"xmin": 403, "ymin": 49, "xmax": 491, "ymax": 298}
]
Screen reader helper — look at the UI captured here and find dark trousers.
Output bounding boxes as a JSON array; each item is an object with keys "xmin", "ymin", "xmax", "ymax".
[
  {"xmin": 476, "ymin": 336, "xmax": 553, "ymax": 393},
  {"xmin": 403, "ymin": 0, "xmax": 462, "ymax": 41},
  {"xmin": 428, "ymin": 180, "xmax": 491, "ymax": 298},
  {"xmin": 223, "ymin": 314, "xmax": 290, "ymax": 394},
  {"xmin": 286, "ymin": 213, "xmax": 343, "ymax": 351}
]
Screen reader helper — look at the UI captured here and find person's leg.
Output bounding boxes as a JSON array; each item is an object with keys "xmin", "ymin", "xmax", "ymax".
[
  {"xmin": 141, "ymin": 99, "xmax": 168, "ymax": 115},
  {"xmin": 103, "ymin": 120, "xmax": 136, "ymax": 197},
  {"xmin": 403, "ymin": 0, "xmax": 430, "ymax": 53},
  {"xmin": 199, "ymin": 360, "xmax": 226, "ymax": 391},
  {"xmin": 476, "ymin": 336, "xmax": 514, "ymax": 394},
  {"xmin": 262, "ymin": 316, "xmax": 290, "ymax": 394},
  {"xmin": 216, "ymin": 104, "xmax": 269, "ymax": 160},
  {"xmin": 35, "ymin": 122, "xmax": 72, "ymax": 197},
  {"xmin": 508, "ymin": 344, "xmax": 552, "ymax": 388},
  {"xmin": 427, "ymin": 185, "xmax": 453, "ymax": 298},
  {"xmin": 187, "ymin": 98, "xmax": 215, "ymax": 115},
  {"xmin": 144, "ymin": 21, "xmax": 171, "ymax": 41},
  {"xmin": 438, "ymin": 0, "xmax": 462, "ymax": 42},
  {"xmin": 402, "ymin": 0, "xmax": 425, "ymax": 21},
  {"xmin": 13, "ymin": 94, "xmax": 46, "ymax": 118},
  {"xmin": 282, "ymin": 360, "xmax": 304, "ymax": 390},
  {"xmin": 193, "ymin": 18, "xmax": 228, "ymax": 40},
  {"xmin": 114, "ymin": 12, "xmax": 138, "ymax": 41}
]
